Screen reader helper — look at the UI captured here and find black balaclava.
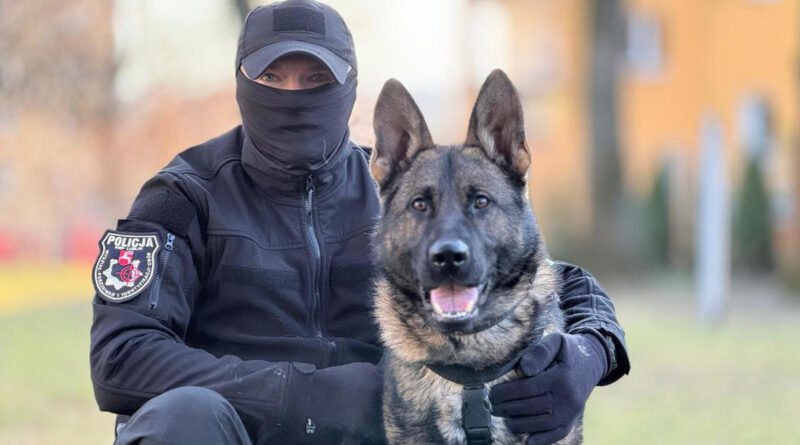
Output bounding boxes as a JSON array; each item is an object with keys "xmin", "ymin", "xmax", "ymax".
[
  {"xmin": 236, "ymin": 69, "xmax": 356, "ymax": 176},
  {"xmin": 235, "ymin": 0, "xmax": 358, "ymax": 182}
]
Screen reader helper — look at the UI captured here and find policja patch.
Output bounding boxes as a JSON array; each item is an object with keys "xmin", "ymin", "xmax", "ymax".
[{"xmin": 93, "ymin": 230, "xmax": 160, "ymax": 303}]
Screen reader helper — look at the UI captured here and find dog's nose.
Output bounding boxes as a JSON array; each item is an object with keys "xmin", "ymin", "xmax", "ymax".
[{"xmin": 429, "ymin": 239, "xmax": 469, "ymax": 272}]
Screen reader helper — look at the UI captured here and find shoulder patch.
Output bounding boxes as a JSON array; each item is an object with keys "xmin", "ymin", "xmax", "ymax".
[{"xmin": 93, "ymin": 230, "xmax": 160, "ymax": 303}]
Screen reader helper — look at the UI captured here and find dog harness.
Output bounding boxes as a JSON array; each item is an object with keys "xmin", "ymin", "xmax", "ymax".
[{"xmin": 425, "ymin": 344, "xmax": 533, "ymax": 445}]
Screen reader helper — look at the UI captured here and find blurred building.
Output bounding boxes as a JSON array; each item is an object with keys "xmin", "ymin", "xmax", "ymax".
[
  {"xmin": 1, "ymin": 0, "xmax": 798, "ymax": 277},
  {"xmin": 620, "ymin": 0, "xmax": 799, "ymax": 272},
  {"xmin": 492, "ymin": 0, "xmax": 800, "ymax": 272}
]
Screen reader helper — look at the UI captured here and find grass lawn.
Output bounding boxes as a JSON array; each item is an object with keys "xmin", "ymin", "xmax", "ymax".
[
  {"xmin": 583, "ymin": 291, "xmax": 800, "ymax": 444},
  {"xmin": 0, "ymin": 303, "xmax": 114, "ymax": 444},
  {"xmin": 1, "ymin": 279, "xmax": 799, "ymax": 444}
]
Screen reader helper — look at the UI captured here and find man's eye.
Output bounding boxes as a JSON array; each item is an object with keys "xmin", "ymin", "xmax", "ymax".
[
  {"xmin": 474, "ymin": 196, "xmax": 490, "ymax": 209},
  {"xmin": 412, "ymin": 198, "xmax": 428, "ymax": 212},
  {"xmin": 261, "ymin": 73, "xmax": 278, "ymax": 82},
  {"xmin": 310, "ymin": 73, "xmax": 332, "ymax": 83}
]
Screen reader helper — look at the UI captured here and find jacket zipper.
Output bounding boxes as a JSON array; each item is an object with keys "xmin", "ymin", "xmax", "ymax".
[
  {"xmin": 304, "ymin": 174, "xmax": 323, "ymax": 337},
  {"xmin": 149, "ymin": 232, "xmax": 175, "ymax": 310},
  {"xmin": 304, "ymin": 175, "xmax": 337, "ymax": 365}
]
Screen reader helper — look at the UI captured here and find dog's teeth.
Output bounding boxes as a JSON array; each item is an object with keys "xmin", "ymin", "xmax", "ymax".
[
  {"xmin": 465, "ymin": 300, "xmax": 474, "ymax": 312},
  {"xmin": 440, "ymin": 310, "xmax": 469, "ymax": 319},
  {"xmin": 431, "ymin": 301, "xmax": 478, "ymax": 319}
]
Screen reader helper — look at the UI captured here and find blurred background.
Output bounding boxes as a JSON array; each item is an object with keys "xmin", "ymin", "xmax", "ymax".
[{"xmin": 1, "ymin": 0, "xmax": 799, "ymax": 443}]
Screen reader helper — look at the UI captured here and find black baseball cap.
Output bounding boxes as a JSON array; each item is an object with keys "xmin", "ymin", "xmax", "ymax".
[{"xmin": 236, "ymin": 0, "xmax": 357, "ymax": 84}]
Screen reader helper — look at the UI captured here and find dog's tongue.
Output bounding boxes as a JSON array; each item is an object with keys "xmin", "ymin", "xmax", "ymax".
[{"xmin": 430, "ymin": 283, "xmax": 479, "ymax": 314}]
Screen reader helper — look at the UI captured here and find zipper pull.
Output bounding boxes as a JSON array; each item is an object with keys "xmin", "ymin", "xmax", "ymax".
[
  {"xmin": 305, "ymin": 174, "xmax": 315, "ymax": 193},
  {"xmin": 305, "ymin": 174, "xmax": 315, "ymax": 215},
  {"xmin": 164, "ymin": 233, "xmax": 175, "ymax": 251}
]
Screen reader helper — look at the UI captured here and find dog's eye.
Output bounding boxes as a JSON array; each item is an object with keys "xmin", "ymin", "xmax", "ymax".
[
  {"xmin": 412, "ymin": 198, "xmax": 428, "ymax": 212},
  {"xmin": 474, "ymin": 196, "xmax": 490, "ymax": 209}
]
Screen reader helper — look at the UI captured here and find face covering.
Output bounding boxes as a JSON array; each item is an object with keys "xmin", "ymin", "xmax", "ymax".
[{"xmin": 236, "ymin": 69, "xmax": 357, "ymax": 177}]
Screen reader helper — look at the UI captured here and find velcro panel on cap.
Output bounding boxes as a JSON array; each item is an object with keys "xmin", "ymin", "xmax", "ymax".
[
  {"xmin": 128, "ymin": 191, "xmax": 197, "ymax": 237},
  {"xmin": 274, "ymin": 6, "xmax": 325, "ymax": 35}
]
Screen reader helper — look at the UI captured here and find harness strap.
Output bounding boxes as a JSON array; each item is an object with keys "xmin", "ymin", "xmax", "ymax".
[{"xmin": 424, "ymin": 356, "xmax": 522, "ymax": 386}]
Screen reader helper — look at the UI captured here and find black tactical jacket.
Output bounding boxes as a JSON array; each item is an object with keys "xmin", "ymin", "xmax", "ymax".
[{"xmin": 90, "ymin": 125, "xmax": 630, "ymax": 438}]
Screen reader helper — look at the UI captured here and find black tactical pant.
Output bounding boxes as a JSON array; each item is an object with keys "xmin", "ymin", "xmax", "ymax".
[{"xmin": 114, "ymin": 386, "xmax": 252, "ymax": 445}]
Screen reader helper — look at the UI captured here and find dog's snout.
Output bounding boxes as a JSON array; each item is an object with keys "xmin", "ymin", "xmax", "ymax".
[{"xmin": 429, "ymin": 239, "xmax": 469, "ymax": 272}]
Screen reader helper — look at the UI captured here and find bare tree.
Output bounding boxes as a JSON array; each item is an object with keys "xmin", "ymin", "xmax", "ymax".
[
  {"xmin": 0, "ymin": 0, "xmax": 116, "ymax": 123},
  {"xmin": 588, "ymin": 0, "xmax": 627, "ymax": 265},
  {"xmin": 233, "ymin": 0, "xmax": 252, "ymax": 23}
]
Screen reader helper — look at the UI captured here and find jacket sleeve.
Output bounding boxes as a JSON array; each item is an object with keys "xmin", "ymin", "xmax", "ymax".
[
  {"xmin": 90, "ymin": 171, "xmax": 304, "ymax": 437},
  {"xmin": 556, "ymin": 262, "xmax": 631, "ymax": 385}
]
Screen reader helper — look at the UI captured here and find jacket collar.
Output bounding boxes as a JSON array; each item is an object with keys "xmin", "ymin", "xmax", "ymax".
[{"xmin": 240, "ymin": 130, "xmax": 352, "ymax": 203}]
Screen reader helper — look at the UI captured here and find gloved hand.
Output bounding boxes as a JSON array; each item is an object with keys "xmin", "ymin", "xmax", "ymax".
[
  {"xmin": 489, "ymin": 332, "xmax": 608, "ymax": 445},
  {"xmin": 277, "ymin": 361, "xmax": 386, "ymax": 444}
]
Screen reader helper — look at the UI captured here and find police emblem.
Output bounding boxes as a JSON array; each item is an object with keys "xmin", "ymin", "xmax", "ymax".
[{"xmin": 93, "ymin": 230, "xmax": 160, "ymax": 303}]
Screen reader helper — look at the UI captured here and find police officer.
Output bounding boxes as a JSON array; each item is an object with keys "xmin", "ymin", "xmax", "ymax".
[{"xmin": 90, "ymin": 1, "xmax": 630, "ymax": 444}]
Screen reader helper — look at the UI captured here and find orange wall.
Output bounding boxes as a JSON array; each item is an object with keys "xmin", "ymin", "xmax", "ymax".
[
  {"xmin": 502, "ymin": 0, "xmax": 799, "ymax": 265},
  {"xmin": 622, "ymin": 0, "xmax": 799, "ymax": 191},
  {"xmin": 623, "ymin": 0, "xmax": 800, "ymax": 266},
  {"xmin": 505, "ymin": 0, "xmax": 593, "ymax": 239}
]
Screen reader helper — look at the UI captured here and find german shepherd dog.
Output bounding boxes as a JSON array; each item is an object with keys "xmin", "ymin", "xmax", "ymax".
[{"xmin": 369, "ymin": 70, "xmax": 582, "ymax": 444}]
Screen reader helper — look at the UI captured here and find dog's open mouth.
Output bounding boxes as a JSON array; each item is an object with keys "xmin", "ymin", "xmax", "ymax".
[{"xmin": 429, "ymin": 282, "xmax": 484, "ymax": 321}]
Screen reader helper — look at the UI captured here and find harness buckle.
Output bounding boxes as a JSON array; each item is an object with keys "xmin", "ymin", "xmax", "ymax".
[{"xmin": 462, "ymin": 384, "xmax": 492, "ymax": 445}]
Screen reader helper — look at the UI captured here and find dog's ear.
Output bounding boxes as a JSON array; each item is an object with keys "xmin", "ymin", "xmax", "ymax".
[
  {"xmin": 372, "ymin": 79, "xmax": 434, "ymax": 189},
  {"xmin": 465, "ymin": 69, "xmax": 530, "ymax": 181}
]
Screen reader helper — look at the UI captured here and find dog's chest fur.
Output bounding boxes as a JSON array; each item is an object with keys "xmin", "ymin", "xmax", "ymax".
[
  {"xmin": 385, "ymin": 361, "xmax": 523, "ymax": 444},
  {"xmin": 385, "ymin": 357, "xmax": 583, "ymax": 445},
  {"xmin": 377, "ymin": 263, "xmax": 575, "ymax": 444}
]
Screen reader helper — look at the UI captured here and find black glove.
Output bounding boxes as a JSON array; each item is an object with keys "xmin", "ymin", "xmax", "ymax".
[
  {"xmin": 489, "ymin": 332, "xmax": 608, "ymax": 445},
  {"xmin": 275, "ymin": 361, "xmax": 386, "ymax": 444}
]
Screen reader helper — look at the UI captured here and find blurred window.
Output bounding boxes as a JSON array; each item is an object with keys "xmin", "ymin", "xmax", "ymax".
[{"xmin": 626, "ymin": 11, "xmax": 663, "ymax": 77}]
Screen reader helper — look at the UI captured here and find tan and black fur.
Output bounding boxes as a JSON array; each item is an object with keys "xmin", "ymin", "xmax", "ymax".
[{"xmin": 370, "ymin": 70, "xmax": 582, "ymax": 444}]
